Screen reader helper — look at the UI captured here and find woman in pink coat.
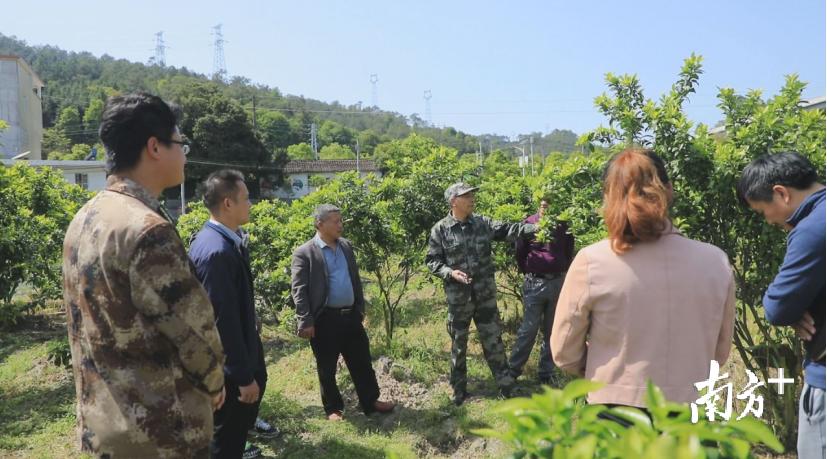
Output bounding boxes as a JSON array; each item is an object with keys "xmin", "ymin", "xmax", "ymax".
[{"xmin": 551, "ymin": 148, "xmax": 736, "ymax": 408}]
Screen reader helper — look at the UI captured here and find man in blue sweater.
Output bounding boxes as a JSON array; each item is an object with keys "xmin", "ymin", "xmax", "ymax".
[
  {"xmin": 739, "ymin": 152, "xmax": 825, "ymax": 459},
  {"xmin": 190, "ymin": 169, "xmax": 265, "ymax": 459}
]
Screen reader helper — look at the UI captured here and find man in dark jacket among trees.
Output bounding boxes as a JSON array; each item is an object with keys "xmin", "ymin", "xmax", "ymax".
[{"xmin": 190, "ymin": 169, "xmax": 266, "ymax": 459}]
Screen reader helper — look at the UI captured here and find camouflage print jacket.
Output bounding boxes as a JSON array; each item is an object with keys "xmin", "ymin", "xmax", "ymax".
[
  {"xmin": 425, "ymin": 213, "xmax": 537, "ymax": 305},
  {"xmin": 62, "ymin": 175, "xmax": 225, "ymax": 458}
]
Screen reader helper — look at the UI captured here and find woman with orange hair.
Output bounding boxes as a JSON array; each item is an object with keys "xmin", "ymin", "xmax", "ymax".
[{"xmin": 550, "ymin": 149, "xmax": 736, "ymax": 408}]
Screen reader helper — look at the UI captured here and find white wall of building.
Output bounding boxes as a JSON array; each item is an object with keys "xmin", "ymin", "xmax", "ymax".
[
  {"xmin": 0, "ymin": 58, "xmax": 43, "ymax": 160},
  {"xmin": 2, "ymin": 160, "xmax": 107, "ymax": 191}
]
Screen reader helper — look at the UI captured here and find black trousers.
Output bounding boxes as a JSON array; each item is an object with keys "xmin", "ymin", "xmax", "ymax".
[
  {"xmin": 309, "ymin": 308, "xmax": 380, "ymax": 415},
  {"xmin": 211, "ymin": 370, "xmax": 266, "ymax": 459}
]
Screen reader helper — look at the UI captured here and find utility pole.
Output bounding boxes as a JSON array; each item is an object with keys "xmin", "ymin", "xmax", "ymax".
[
  {"xmin": 212, "ymin": 24, "xmax": 227, "ymax": 81},
  {"xmin": 530, "ymin": 136, "xmax": 535, "ymax": 175},
  {"xmin": 252, "ymin": 94, "xmax": 258, "ymax": 132},
  {"xmin": 478, "ymin": 141, "xmax": 483, "ymax": 166},
  {"xmin": 310, "ymin": 123, "xmax": 319, "ymax": 159},
  {"xmin": 355, "ymin": 138, "xmax": 361, "ymax": 174},
  {"xmin": 370, "ymin": 74, "xmax": 379, "ymax": 108}
]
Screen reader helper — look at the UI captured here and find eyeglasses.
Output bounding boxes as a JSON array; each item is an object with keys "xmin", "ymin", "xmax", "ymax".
[{"xmin": 166, "ymin": 139, "xmax": 190, "ymax": 156}]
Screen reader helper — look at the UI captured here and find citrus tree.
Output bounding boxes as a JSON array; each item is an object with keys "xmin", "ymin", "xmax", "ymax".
[{"xmin": 0, "ymin": 163, "xmax": 89, "ymax": 326}]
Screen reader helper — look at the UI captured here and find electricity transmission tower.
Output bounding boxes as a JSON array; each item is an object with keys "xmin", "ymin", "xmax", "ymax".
[
  {"xmin": 423, "ymin": 90, "xmax": 432, "ymax": 126},
  {"xmin": 370, "ymin": 74, "xmax": 379, "ymax": 108},
  {"xmin": 212, "ymin": 24, "xmax": 227, "ymax": 81},
  {"xmin": 152, "ymin": 32, "xmax": 166, "ymax": 67}
]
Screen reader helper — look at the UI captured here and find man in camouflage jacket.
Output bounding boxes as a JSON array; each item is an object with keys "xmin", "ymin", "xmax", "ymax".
[
  {"xmin": 425, "ymin": 183, "xmax": 537, "ymax": 405},
  {"xmin": 62, "ymin": 93, "xmax": 225, "ymax": 457}
]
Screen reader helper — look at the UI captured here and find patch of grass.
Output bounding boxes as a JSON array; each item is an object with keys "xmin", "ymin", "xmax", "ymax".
[{"xmin": 0, "ymin": 329, "xmax": 77, "ymax": 457}]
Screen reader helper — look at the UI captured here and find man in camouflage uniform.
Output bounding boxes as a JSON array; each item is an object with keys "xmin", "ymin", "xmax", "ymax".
[
  {"xmin": 426, "ymin": 183, "xmax": 537, "ymax": 405},
  {"xmin": 62, "ymin": 93, "xmax": 225, "ymax": 457}
]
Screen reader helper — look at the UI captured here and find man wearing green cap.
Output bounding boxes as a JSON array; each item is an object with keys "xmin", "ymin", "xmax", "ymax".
[{"xmin": 426, "ymin": 182, "xmax": 538, "ymax": 405}]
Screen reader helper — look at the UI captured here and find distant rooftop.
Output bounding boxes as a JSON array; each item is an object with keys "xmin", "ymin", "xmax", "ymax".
[{"xmin": 283, "ymin": 159, "xmax": 379, "ymax": 174}]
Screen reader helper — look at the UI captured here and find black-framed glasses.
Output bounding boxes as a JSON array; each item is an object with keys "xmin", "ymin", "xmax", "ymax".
[{"xmin": 165, "ymin": 139, "xmax": 190, "ymax": 155}]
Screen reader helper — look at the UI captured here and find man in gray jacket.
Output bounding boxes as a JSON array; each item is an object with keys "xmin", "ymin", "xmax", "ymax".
[{"xmin": 291, "ymin": 204, "xmax": 395, "ymax": 421}]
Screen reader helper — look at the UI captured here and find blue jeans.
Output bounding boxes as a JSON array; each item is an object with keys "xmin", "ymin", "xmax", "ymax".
[
  {"xmin": 508, "ymin": 275, "xmax": 564, "ymax": 380},
  {"xmin": 798, "ymin": 383, "xmax": 826, "ymax": 459}
]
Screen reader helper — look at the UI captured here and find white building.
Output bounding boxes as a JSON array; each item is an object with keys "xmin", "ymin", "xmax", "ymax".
[
  {"xmin": 0, "ymin": 56, "xmax": 44, "ymax": 160},
  {"xmin": 1, "ymin": 159, "xmax": 107, "ymax": 191},
  {"xmin": 264, "ymin": 159, "xmax": 382, "ymax": 200}
]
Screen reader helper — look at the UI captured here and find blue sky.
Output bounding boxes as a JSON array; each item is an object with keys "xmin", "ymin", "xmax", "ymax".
[{"xmin": 1, "ymin": 0, "xmax": 824, "ymax": 136}]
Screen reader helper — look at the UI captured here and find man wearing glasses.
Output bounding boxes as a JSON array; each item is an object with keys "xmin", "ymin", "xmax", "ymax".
[{"xmin": 62, "ymin": 92, "xmax": 225, "ymax": 457}]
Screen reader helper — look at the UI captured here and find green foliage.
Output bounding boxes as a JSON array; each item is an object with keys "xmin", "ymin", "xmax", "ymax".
[
  {"xmin": 258, "ymin": 111, "xmax": 295, "ymax": 153},
  {"xmin": 474, "ymin": 379, "xmax": 784, "ymax": 458},
  {"xmin": 0, "ymin": 164, "xmax": 89, "ymax": 325},
  {"xmin": 42, "ymin": 127, "xmax": 72, "ymax": 158},
  {"xmin": 373, "ymin": 134, "xmax": 454, "ymax": 175},
  {"xmin": 166, "ymin": 82, "xmax": 286, "ymax": 193},
  {"xmin": 474, "ymin": 168, "xmax": 534, "ymax": 304},
  {"xmin": 45, "ymin": 337, "xmax": 72, "ymax": 369},
  {"xmin": 319, "ymin": 142, "xmax": 355, "ymax": 159},
  {"xmin": 287, "ymin": 143, "xmax": 315, "ymax": 160},
  {"xmin": 318, "ymin": 120, "xmax": 355, "ymax": 147},
  {"xmin": 47, "ymin": 143, "xmax": 101, "ymax": 161},
  {"xmin": 536, "ymin": 151, "xmax": 609, "ymax": 250},
  {"xmin": 82, "ymin": 98, "xmax": 105, "ymax": 139}
]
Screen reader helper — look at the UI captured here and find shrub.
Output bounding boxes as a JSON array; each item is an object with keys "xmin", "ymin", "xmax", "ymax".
[{"xmin": 473, "ymin": 379, "xmax": 784, "ymax": 458}]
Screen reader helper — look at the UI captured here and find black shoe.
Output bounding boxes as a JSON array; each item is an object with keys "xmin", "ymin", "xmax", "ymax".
[
  {"xmin": 498, "ymin": 385, "xmax": 514, "ymax": 399},
  {"xmin": 452, "ymin": 390, "xmax": 468, "ymax": 406},
  {"xmin": 242, "ymin": 443, "xmax": 262, "ymax": 459},
  {"xmin": 249, "ymin": 417, "xmax": 281, "ymax": 438}
]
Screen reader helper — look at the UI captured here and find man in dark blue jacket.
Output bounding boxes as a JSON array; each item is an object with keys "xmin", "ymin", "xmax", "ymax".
[
  {"xmin": 190, "ymin": 169, "xmax": 265, "ymax": 459},
  {"xmin": 739, "ymin": 152, "xmax": 825, "ymax": 459}
]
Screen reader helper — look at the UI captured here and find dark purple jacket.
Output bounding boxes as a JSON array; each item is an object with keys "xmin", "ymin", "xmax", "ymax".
[{"xmin": 515, "ymin": 214, "xmax": 575, "ymax": 275}]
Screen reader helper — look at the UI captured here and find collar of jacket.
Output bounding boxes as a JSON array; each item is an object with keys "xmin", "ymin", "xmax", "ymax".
[
  {"xmin": 446, "ymin": 212, "xmax": 475, "ymax": 227},
  {"xmin": 105, "ymin": 175, "xmax": 161, "ymax": 212},
  {"xmin": 787, "ymin": 188, "xmax": 825, "ymax": 228},
  {"xmin": 206, "ymin": 220, "xmax": 247, "ymax": 251}
]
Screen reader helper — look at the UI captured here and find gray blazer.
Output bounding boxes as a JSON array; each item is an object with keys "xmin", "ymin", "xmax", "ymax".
[{"xmin": 290, "ymin": 237, "xmax": 365, "ymax": 332}]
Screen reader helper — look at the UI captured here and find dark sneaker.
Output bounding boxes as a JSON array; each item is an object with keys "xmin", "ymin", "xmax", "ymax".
[
  {"xmin": 242, "ymin": 442, "xmax": 262, "ymax": 459},
  {"xmin": 498, "ymin": 385, "xmax": 514, "ymax": 399},
  {"xmin": 249, "ymin": 417, "xmax": 281, "ymax": 438},
  {"xmin": 452, "ymin": 390, "xmax": 468, "ymax": 406},
  {"xmin": 540, "ymin": 373, "xmax": 562, "ymax": 387}
]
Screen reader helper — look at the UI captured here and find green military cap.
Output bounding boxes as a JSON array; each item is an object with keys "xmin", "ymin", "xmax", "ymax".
[{"xmin": 444, "ymin": 182, "xmax": 479, "ymax": 202}]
